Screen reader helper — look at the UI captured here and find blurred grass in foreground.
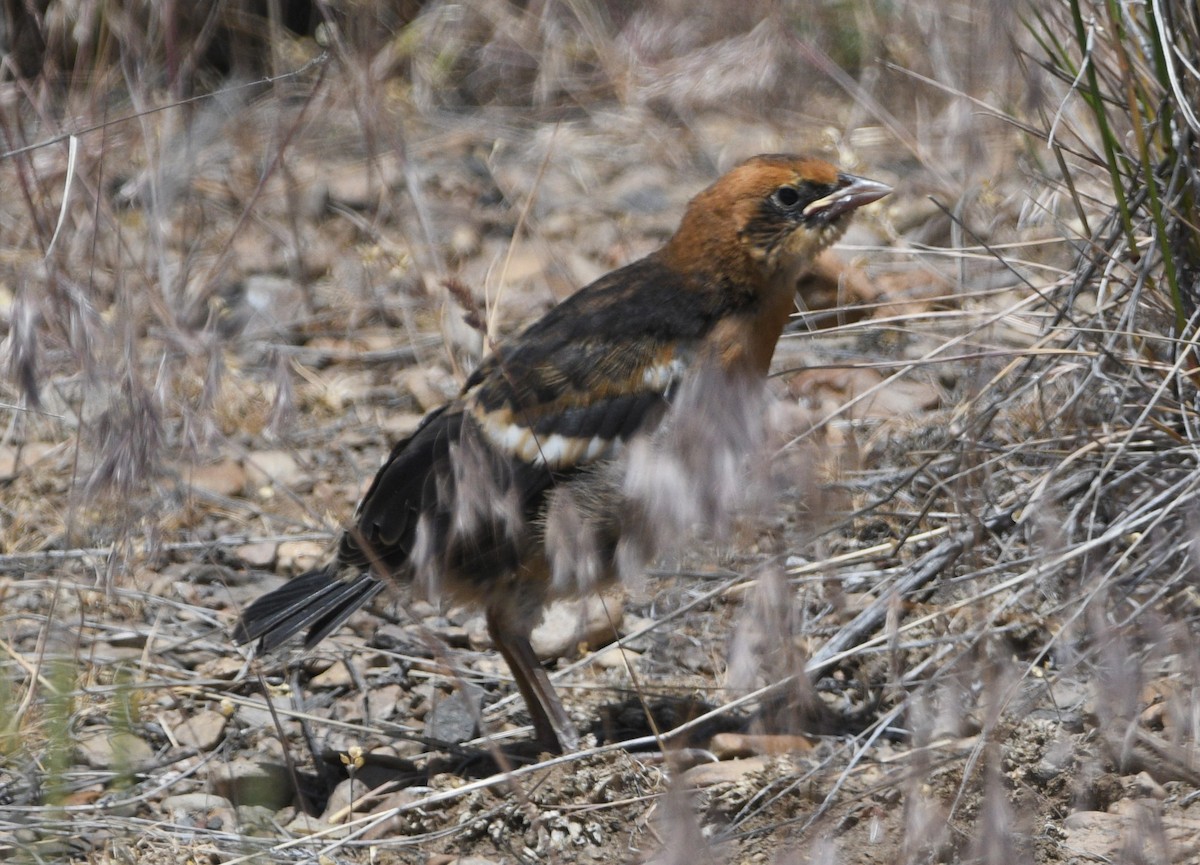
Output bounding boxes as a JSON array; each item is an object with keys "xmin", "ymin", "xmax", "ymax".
[{"xmin": 1026, "ymin": 0, "xmax": 1199, "ymax": 334}]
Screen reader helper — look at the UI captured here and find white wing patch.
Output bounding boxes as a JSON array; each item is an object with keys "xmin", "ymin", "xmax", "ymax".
[
  {"xmin": 472, "ymin": 410, "xmax": 618, "ymax": 469},
  {"xmin": 468, "ymin": 356, "xmax": 688, "ymax": 469}
]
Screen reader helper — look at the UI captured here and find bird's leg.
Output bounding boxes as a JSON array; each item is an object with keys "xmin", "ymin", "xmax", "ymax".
[{"xmin": 486, "ymin": 608, "xmax": 580, "ymax": 753}]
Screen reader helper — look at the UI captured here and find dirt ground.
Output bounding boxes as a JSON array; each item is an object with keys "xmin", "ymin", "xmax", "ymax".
[{"xmin": 4, "ymin": 5, "xmax": 1200, "ymax": 863}]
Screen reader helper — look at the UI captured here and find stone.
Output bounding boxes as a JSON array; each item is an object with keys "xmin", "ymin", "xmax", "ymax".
[
  {"xmin": 174, "ymin": 709, "xmax": 228, "ymax": 751},
  {"xmin": 282, "ymin": 812, "xmax": 342, "ymax": 836},
  {"xmin": 681, "ymin": 756, "xmax": 771, "ymax": 787},
  {"xmin": 277, "ymin": 540, "xmax": 325, "ymax": 573},
  {"xmin": 424, "ymin": 686, "xmax": 481, "ymax": 744},
  {"xmin": 593, "ymin": 646, "xmax": 642, "ymax": 671},
  {"xmin": 309, "ymin": 659, "xmax": 363, "ymax": 689},
  {"xmin": 234, "ymin": 696, "xmax": 277, "ymax": 730},
  {"xmin": 187, "ymin": 458, "xmax": 246, "ymax": 498},
  {"xmin": 0, "ymin": 444, "xmax": 16, "ymax": 479},
  {"xmin": 709, "ymin": 733, "xmax": 815, "ymax": 759},
  {"xmin": 243, "ymin": 449, "xmax": 305, "ymax": 493},
  {"xmin": 211, "ymin": 759, "xmax": 293, "ymax": 810},
  {"xmin": 529, "ymin": 595, "xmax": 623, "ymax": 661},
  {"xmin": 234, "ymin": 541, "xmax": 277, "ymax": 568},
  {"xmin": 323, "ymin": 776, "xmax": 372, "ymax": 823},
  {"xmin": 75, "ymin": 730, "xmax": 155, "ymax": 772},
  {"xmin": 161, "ymin": 793, "xmax": 237, "ymax": 830}
]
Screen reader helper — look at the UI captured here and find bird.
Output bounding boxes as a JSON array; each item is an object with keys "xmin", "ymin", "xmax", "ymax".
[{"xmin": 233, "ymin": 154, "xmax": 891, "ymax": 754}]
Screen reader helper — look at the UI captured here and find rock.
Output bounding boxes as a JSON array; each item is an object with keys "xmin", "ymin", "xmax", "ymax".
[
  {"xmin": 300, "ymin": 180, "xmax": 329, "ymax": 220},
  {"xmin": 370, "ymin": 739, "xmax": 426, "ymax": 761},
  {"xmin": 323, "ymin": 776, "xmax": 372, "ymax": 822},
  {"xmin": 530, "ymin": 595, "xmax": 623, "ymax": 661},
  {"xmin": 566, "ymin": 251, "xmax": 607, "ymax": 289},
  {"xmin": 465, "ymin": 615, "xmax": 490, "ymax": 651},
  {"xmin": 709, "ymin": 733, "xmax": 815, "ymax": 759},
  {"xmin": 1031, "ymin": 737, "xmax": 1075, "ymax": 783},
  {"xmin": 0, "ymin": 441, "xmax": 61, "ymax": 479},
  {"xmin": 1064, "ymin": 801, "xmax": 1200, "ymax": 859},
  {"xmin": 173, "ymin": 709, "xmax": 228, "ymax": 751},
  {"xmin": 617, "ymin": 613, "xmax": 657, "ymax": 652},
  {"xmin": 88, "ymin": 642, "xmax": 143, "ymax": 663},
  {"xmin": 471, "ymin": 655, "xmax": 507, "ymax": 681},
  {"xmin": 593, "ymin": 646, "xmax": 641, "ymax": 671},
  {"xmin": 1062, "ymin": 811, "xmax": 1122, "ymax": 859},
  {"xmin": 234, "ymin": 697, "xmax": 277, "ymax": 730},
  {"xmin": 402, "ymin": 367, "xmax": 460, "ymax": 413},
  {"xmin": 282, "ymin": 812, "xmax": 342, "ymax": 837},
  {"xmin": 681, "ymin": 756, "xmax": 771, "ymax": 787},
  {"xmin": 211, "ymin": 759, "xmax": 293, "ymax": 810},
  {"xmin": 277, "ymin": 540, "xmax": 325, "ymax": 573},
  {"xmin": 0, "ymin": 444, "xmax": 16, "ymax": 479},
  {"xmin": 75, "ymin": 730, "xmax": 155, "ymax": 772},
  {"xmin": 424, "ymin": 686, "xmax": 481, "ymax": 744},
  {"xmin": 1140, "ymin": 700, "xmax": 1166, "ymax": 730},
  {"xmin": 497, "ymin": 246, "xmax": 545, "ymax": 282},
  {"xmin": 234, "ymin": 805, "xmax": 278, "ymax": 834},
  {"xmin": 234, "ymin": 541, "xmax": 277, "ymax": 568},
  {"xmin": 187, "ymin": 458, "xmax": 246, "ymax": 498},
  {"xmin": 406, "ymin": 683, "xmax": 436, "ymax": 720},
  {"xmin": 161, "ymin": 793, "xmax": 237, "ymax": 830},
  {"xmin": 431, "ymin": 623, "xmax": 470, "ymax": 648},
  {"xmin": 243, "ymin": 449, "xmax": 305, "ymax": 493},
  {"xmin": 370, "ymin": 623, "xmax": 422, "ymax": 653},
  {"xmin": 323, "ymin": 156, "xmax": 401, "ymax": 210},
  {"xmin": 229, "ymin": 225, "xmax": 286, "ymax": 274},
  {"xmin": 540, "ymin": 210, "xmax": 577, "ymax": 239},
  {"xmin": 197, "ymin": 656, "xmax": 245, "ymax": 680},
  {"xmin": 356, "ymin": 790, "xmax": 426, "ymax": 840},
  {"xmin": 309, "ymin": 659, "xmax": 363, "ymax": 689},
  {"xmin": 409, "ymin": 600, "xmax": 439, "ymax": 620}
]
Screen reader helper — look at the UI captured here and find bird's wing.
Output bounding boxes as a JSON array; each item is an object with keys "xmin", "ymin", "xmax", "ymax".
[
  {"xmin": 345, "ymin": 256, "xmax": 725, "ymax": 571},
  {"xmin": 461, "ymin": 255, "xmax": 730, "ymax": 468}
]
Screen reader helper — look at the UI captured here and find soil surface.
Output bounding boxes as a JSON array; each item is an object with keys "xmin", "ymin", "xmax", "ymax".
[{"xmin": 4, "ymin": 22, "xmax": 1200, "ymax": 865}]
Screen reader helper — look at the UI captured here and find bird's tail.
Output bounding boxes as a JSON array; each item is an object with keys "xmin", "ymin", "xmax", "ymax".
[{"xmin": 232, "ymin": 568, "xmax": 384, "ymax": 652}]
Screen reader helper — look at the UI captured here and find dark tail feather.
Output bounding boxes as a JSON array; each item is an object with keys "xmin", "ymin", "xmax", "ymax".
[
  {"xmin": 233, "ymin": 568, "xmax": 384, "ymax": 651},
  {"xmin": 301, "ymin": 578, "xmax": 386, "ymax": 648}
]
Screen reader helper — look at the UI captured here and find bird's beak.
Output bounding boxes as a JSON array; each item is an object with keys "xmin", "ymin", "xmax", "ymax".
[{"xmin": 803, "ymin": 174, "xmax": 892, "ymax": 221}]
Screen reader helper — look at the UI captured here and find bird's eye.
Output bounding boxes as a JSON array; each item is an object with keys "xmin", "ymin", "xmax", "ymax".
[{"xmin": 773, "ymin": 186, "xmax": 801, "ymax": 209}]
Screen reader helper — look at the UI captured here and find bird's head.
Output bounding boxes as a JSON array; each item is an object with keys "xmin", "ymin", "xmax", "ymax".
[{"xmin": 663, "ymin": 154, "xmax": 891, "ymax": 285}]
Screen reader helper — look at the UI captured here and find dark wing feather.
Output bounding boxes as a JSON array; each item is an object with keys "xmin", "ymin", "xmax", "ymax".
[
  {"xmin": 465, "ymin": 255, "xmax": 734, "ymax": 450},
  {"xmin": 339, "ymin": 404, "xmax": 460, "ymax": 569},
  {"xmin": 348, "ymin": 405, "xmax": 551, "ymax": 588}
]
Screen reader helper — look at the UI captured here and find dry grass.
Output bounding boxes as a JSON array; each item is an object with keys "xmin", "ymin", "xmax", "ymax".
[{"xmin": 2, "ymin": 0, "xmax": 1199, "ymax": 862}]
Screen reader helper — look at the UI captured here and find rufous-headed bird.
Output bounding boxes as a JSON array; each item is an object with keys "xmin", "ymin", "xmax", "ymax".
[{"xmin": 234, "ymin": 154, "xmax": 891, "ymax": 753}]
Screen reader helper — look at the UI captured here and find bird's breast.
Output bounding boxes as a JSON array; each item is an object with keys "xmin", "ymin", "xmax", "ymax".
[{"xmin": 705, "ymin": 284, "xmax": 796, "ymax": 376}]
